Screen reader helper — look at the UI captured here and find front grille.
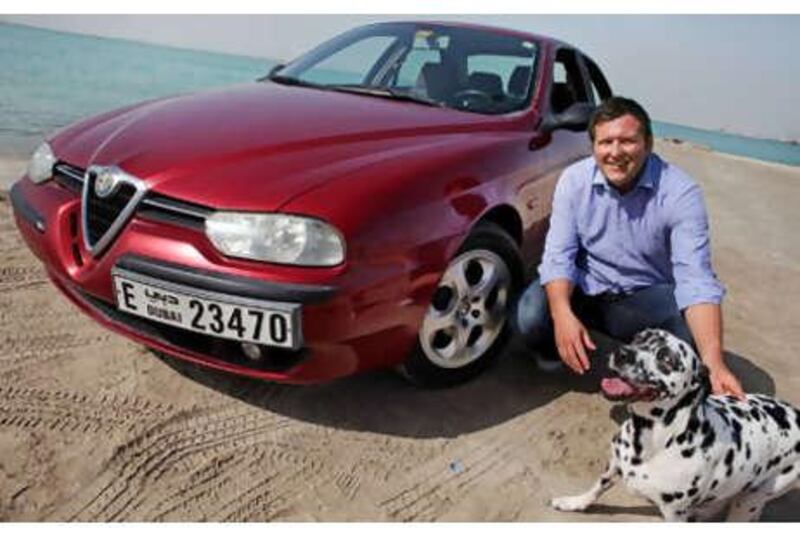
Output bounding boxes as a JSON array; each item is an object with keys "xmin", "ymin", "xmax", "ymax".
[
  {"xmin": 86, "ymin": 179, "xmax": 136, "ymax": 245},
  {"xmin": 53, "ymin": 162, "xmax": 84, "ymax": 193},
  {"xmin": 81, "ymin": 167, "xmax": 145, "ymax": 255},
  {"xmin": 137, "ymin": 193, "xmax": 213, "ymax": 231},
  {"xmin": 54, "ymin": 161, "xmax": 214, "ymax": 232}
]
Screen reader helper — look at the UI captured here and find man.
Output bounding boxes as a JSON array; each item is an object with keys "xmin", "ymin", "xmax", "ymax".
[{"xmin": 515, "ymin": 96, "xmax": 744, "ymax": 398}]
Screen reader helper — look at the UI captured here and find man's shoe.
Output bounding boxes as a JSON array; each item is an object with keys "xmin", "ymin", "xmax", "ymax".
[{"xmin": 535, "ymin": 344, "xmax": 563, "ymax": 373}]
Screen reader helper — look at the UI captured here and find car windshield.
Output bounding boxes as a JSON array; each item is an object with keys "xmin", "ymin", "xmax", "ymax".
[{"xmin": 274, "ymin": 22, "xmax": 539, "ymax": 115}]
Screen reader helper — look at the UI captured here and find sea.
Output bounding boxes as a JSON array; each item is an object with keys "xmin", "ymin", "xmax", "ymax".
[{"xmin": 2, "ymin": 21, "xmax": 799, "ymax": 166}]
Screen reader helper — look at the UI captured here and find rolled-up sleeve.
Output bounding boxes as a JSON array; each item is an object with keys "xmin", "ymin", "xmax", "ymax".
[
  {"xmin": 538, "ymin": 170, "xmax": 580, "ymax": 286},
  {"xmin": 669, "ymin": 183, "xmax": 726, "ymax": 309}
]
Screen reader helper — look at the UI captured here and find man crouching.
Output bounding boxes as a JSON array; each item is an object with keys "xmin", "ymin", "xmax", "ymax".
[{"xmin": 514, "ymin": 96, "xmax": 743, "ymax": 399}]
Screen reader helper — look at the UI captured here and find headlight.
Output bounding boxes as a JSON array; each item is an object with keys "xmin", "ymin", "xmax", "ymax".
[
  {"xmin": 27, "ymin": 142, "xmax": 57, "ymax": 184},
  {"xmin": 205, "ymin": 212, "xmax": 345, "ymax": 266}
]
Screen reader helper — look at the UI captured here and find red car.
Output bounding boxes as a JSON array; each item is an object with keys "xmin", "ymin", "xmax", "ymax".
[{"xmin": 10, "ymin": 21, "xmax": 612, "ymax": 386}]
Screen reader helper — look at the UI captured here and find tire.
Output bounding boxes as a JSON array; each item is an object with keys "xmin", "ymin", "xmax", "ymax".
[{"xmin": 400, "ymin": 221, "xmax": 523, "ymax": 387}]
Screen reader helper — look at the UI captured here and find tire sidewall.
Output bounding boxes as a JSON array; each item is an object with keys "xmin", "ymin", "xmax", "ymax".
[{"xmin": 401, "ymin": 222, "xmax": 523, "ymax": 387}]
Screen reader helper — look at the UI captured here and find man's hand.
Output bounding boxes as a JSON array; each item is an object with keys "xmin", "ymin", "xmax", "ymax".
[
  {"xmin": 708, "ymin": 363, "xmax": 746, "ymax": 400},
  {"xmin": 552, "ymin": 310, "xmax": 596, "ymax": 374},
  {"xmin": 684, "ymin": 303, "xmax": 745, "ymax": 400}
]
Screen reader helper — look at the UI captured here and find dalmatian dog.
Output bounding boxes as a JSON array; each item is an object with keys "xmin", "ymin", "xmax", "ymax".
[{"xmin": 550, "ymin": 329, "xmax": 800, "ymax": 521}]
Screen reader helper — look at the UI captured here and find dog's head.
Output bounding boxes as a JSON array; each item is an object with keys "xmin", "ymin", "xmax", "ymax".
[{"xmin": 601, "ymin": 329, "xmax": 707, "ymax": 406}]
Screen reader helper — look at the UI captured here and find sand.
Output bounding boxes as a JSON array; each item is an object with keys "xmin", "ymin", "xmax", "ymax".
[
  {"xmin": 0, "ymin": 140, "xmax": 798, "ymax": 521},
  {"xmin": 0, "ymin": 158, "xmax": 26, "ymax": 191}
]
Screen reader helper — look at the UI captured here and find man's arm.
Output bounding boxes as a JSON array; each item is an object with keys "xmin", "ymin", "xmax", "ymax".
[
  {"xmin": 684, "ymin": 303, "xmax": 744, "ymax": 398},
  {"xmin": 537, "ymin": 168, "xmax": 596, "ymax": 373},
  {"xmin": 669, "ymin": 181, "xmax": 744, "ymax": 398},
  {"xmin": 545, "ymin": 279, "xmax": 596, "ymax": 374}
]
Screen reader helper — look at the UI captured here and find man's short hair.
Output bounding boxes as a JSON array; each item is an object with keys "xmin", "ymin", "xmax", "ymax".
[{"xmin": 589, "ymin": 96, "xmax": 653, "ymax": 144}]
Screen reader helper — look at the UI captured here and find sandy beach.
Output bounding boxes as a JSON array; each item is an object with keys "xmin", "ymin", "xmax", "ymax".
[
  {"xmin": 0, "ymin": 158, "xmax": 26, "ymax": 191},
  {"xmin": 0, "ymin": 139, "xmax": 798, "ymax": 521}
]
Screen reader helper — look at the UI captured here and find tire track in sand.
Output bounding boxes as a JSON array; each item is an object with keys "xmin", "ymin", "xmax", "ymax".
[
  {"xmin": 55, "ymin": 405, "xmax": 335, "ymax": 521},
  {"xmin": 0, "ymin": 386, "xmax": 175, "ymax": 434},
  {"xmin": 0, "ymin": 331, "xmax": 114, "ymax": 375},
  {"xmin": 150, "ymin": 444, "xmax": 326, "ymax": 521},
  {"xmin": 0, "ymin": 205, "xmax": 26, "ymax": 253},
  {"xmin": 378, "ymin": 410, "xmax": 563, "ymax": 521},
  {"xmin": 0, "ymin": 265, "xmax": 47, "ymax": 292},
  {"xmin": 0, "ymin": 296, "xmax": 74, "ymax": 327}
]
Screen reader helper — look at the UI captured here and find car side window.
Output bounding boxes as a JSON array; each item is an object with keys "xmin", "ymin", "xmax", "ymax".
[
  {"xmin": 582, "ymin": 56, "xmax": 613, "ymax": 105},
  {"xmin": 299, "ymin": 36, "xmax": 398, "ymax": 85},
  {"xmin": 550, "ymin": 48, "xmax": 589, "ymax": 114}
]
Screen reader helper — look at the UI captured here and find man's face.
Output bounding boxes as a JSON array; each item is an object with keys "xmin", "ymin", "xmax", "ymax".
[{"xmin": 592, "ymin": 114, "xmax": 651, "ymax": 192}]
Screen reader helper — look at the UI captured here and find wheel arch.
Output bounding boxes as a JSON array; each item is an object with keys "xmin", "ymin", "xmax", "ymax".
[{"xmin": 475, "ymin": 204, "xmax": 524, "ymax": 246}]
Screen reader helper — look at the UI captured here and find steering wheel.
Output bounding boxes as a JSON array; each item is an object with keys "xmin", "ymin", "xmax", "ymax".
[{"xmin": 450, "ymin": 89, "xmax": 493, "ymax": 109}]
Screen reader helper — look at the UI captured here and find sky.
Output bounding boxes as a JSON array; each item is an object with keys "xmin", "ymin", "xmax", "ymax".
[{"xmin": 2, "ymin": 13, "xmax": 799, "ymax": 141}]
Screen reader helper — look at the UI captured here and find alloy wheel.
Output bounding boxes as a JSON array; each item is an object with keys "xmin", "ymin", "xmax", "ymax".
[{"xmin": 419, "ymin": 249, "xmax": 511, "ymax": 369}]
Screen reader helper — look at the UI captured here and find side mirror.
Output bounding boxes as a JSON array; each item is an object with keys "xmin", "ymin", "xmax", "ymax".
[
  {"xmin": 540, "ymin": 102, "xmax": 595, "ymax": 134},
  {"xmin": 257, "ymin": 63, "xmax": 285, "ymax": 82}
]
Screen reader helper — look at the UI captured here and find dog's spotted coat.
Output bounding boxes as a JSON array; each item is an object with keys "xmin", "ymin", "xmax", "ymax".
[{"xmin": 551, "ymin": 329, "xmax": 800, "ymax": 521}]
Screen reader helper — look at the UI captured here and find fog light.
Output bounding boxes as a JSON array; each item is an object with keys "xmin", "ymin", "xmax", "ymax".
[{"xmin": 241, "ymin": 342, "xmax": 264, "ymax": 361}]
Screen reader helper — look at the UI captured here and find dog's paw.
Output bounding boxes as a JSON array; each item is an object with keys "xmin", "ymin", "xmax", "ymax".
[{"xmin": 550, "ymin": 495, "xmax": 591, "ymax": 512}]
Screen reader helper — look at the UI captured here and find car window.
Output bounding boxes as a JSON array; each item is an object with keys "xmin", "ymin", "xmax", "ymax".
[
  {"xmin": 587, "ymin": 75, "xmax": 602, "ymax": 106},
  {"xmin": 279, "ymin": 22, "xmax": 539, "ymax": 115},
  {"xmin": 582, "ymin": 56, "xmax": 613, "ymax": 105},
  {"xmin": 553, "ymin": 62, "xmax": 569, "ymax": 85},
  {"xmin": 298, "ymin": 35, "xmax": 398, "ymax": 85},
  {"xmin": 395, "ymin": 49, "xmax": 442, "ymax": 87},
  {"xmin": 550, "ymin": 48, "xmax": 589, "ymax": 114},
  {"xmin": 467, "ymin": 53, "xmax": 535, "ymax": 99}
]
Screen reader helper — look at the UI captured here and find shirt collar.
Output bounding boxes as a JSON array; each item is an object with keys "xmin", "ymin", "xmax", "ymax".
[{"xmin": 592, "ymin": 153, "xmax": 659, "ymax": 192}]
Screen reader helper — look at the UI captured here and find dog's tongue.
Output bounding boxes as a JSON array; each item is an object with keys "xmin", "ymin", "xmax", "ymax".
[{"xmin": 601, "ymin": 377, "xmax": 636, "ymax": 397}]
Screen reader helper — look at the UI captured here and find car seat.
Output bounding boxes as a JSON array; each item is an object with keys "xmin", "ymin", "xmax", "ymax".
[
  {"xmin": 508, "ymin": 66, "xmax": 532, "ymax": 98},
  {"xmin": 467, "ymin": 72, "xmax": 504, "ymax": 101}
]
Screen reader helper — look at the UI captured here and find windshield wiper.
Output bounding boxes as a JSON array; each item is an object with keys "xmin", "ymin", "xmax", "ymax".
[
  {"xmin": 385, "ymin": 88, "xmax": 447, "ymax": 108},
  {"xmin": 265, "ymin": 79, "xmax": 446, "ymax": 109},
  {"xmin": 266, "ymin": 74, "xmax": 326, "ymax": 90},
  {"xmin": 326, "ymin": 85, "xmax": 446, "ymax": 108}
]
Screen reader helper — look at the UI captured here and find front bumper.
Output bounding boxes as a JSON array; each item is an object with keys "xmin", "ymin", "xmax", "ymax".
[{"xmin": 11, "ymin": 177, "xmax": 426, "ymax": 383}]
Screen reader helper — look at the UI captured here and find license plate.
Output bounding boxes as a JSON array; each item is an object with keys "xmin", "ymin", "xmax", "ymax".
[{"xmin": 111, "ymin": 269, "xmax": 301, "ymax": 349}]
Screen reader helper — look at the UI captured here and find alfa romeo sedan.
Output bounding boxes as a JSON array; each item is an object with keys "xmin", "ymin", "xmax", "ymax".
[{"xmin": 10, "ymin": 21, "xmax": 612, "ymax": 386}]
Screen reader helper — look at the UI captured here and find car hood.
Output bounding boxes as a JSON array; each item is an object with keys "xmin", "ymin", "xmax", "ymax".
[{"xmin": 52, "ymin": 82, "xmax": 524, "ymax": 211}]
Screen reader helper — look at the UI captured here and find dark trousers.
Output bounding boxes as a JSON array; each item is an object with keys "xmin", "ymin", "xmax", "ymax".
[{"xmin": 512, "ymin": 278, "xmax": 694, "ymax": 349}]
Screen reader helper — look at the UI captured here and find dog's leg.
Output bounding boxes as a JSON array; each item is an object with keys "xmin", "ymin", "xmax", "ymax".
[
  {"xmin": 657, "ymin": 505, "xmax": 692, "ymax": 522},
  {"xmin": 551, "ymin": 455, "xmax": 619, "ymax": 513},
  {"xmin": 727, "ymin": 462, "xmax": 800, "ymax": 521},
  {"xmin": 690, "ymin": 500, "xmax": 728, "ymax": 522},
  {"xmin": 727, "ymin": 487, "xmax": 768, "ymax": 522}
]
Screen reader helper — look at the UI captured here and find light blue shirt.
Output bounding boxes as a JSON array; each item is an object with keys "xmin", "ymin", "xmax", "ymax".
[{"xmin": 538, "ymin": 153, "xmax": 725, "ymax": 310}]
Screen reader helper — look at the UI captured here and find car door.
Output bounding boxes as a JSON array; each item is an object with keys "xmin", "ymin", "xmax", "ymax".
[{"xmin": 517, "ymin": 46, "xmax": 595, "ymax": 268}]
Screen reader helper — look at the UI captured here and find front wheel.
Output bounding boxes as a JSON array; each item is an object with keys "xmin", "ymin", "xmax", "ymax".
[{"xmin": 400, "ymin": 222, "xmax": 523, "ymax": 387}]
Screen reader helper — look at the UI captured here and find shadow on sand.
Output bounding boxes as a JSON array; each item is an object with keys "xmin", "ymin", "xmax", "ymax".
[
  {"xmin": 153, "ymin": 337, "xmax": 775, "ymax": 440},
  {"xmin": 582, "ymin": 486, "xmax": 800, "ymax": 522},
  {"xmin": 581, "ymin": 503, "xmax": 661, "ymax": 519},
  {"xmin": 762, "ymin": 488, "xmax": 800, "ymax": 522},
  {"xmin": 154, "ymin": 336, "xmax": 600, "ymax": 439},
  {"xmin": 155, "ymin": 339, "xmax": 798, "ymax": 520},
  {"xmin": 583, "ymin": 488, "xmax": 800, "ymax": 522}
]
